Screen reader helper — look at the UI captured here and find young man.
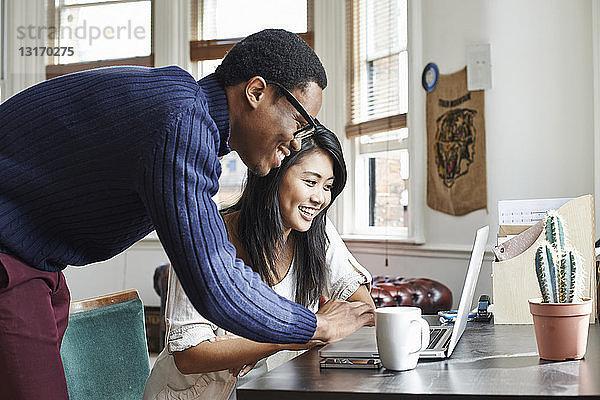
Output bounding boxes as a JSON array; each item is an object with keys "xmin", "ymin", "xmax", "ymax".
[{"xmin": 0, "ymin": 29, "xmax": 374, "ymax": 399}]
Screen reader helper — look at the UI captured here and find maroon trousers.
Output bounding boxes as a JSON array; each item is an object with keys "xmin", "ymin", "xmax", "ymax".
[{"xmin": 0, "ymin": 253, "xmax": 71, "ymax": 400}]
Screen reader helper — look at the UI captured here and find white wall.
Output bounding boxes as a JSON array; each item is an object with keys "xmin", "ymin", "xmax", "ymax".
[
  {"xmin": 65, "ymin": 240, "xmax": 168, "ymax": 306},
  {"xmin": 323, "ymin": 0, "xmax": 596, "ymax": 307},
  {"xmin": 423, "ymin": 0, "xmax": 594, "ymax": 248}
]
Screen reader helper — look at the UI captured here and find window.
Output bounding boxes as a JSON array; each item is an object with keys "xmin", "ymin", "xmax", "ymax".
[
  {"xmin": 190, "ymin": 0, "xmax": 313, "ymax": 208},
  {"xmin": 347, "ymin": 0, "xmax": 409, "ymax": 235},
  {"xmin": 46, "ymin": 0, "xmax": 153, "ymax": 79},
  {"xmin": 190, "ymin": 0, "xmax": 312, "ymax": 65}
]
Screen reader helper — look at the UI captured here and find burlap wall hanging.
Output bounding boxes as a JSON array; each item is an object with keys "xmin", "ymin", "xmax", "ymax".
[{"xmin": 426, "ymin": 67, "xmax": 487, "ymax": 216}]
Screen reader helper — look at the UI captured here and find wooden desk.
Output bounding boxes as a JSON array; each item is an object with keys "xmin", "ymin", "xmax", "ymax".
[{"xmin": 237, "ymin": 322, "xmax": 600, "ymax": 399}]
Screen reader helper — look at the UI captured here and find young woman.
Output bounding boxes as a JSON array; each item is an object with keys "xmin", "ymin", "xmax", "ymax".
[{"xmin": 144, "ymin": 125, "xmax": 375, "ymax": 400}]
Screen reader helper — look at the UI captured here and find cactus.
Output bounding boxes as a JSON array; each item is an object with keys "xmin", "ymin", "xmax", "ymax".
[{"xmin": 534, "ymin": 211, "xmax": 583, "ymax": 303}]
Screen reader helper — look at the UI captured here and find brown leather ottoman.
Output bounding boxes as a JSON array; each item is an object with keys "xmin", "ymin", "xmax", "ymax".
[{"xmin": 371, "ymin": 275, "xmax": 452, "ymax": 314}]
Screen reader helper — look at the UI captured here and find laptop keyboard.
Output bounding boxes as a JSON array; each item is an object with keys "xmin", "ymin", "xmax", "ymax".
[{"xmin": 427, "ymin": 327, "xmax": 447, "ymax": 349}]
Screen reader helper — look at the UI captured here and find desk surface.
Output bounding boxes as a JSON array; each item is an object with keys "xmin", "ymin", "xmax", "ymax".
[{"xmin": 237, "ymin": 322, "xmax": 600, "ymax": 399}]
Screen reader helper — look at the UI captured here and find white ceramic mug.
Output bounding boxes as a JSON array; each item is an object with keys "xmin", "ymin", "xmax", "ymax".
[{"xmin": 375, "ymin": 306, "xmax": 430, "ymax": 371}]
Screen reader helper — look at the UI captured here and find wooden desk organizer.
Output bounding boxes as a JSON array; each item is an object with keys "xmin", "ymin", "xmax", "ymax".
[{"xmin": 492, "ymin": 195, "xmax": 597, "ymax": 324}]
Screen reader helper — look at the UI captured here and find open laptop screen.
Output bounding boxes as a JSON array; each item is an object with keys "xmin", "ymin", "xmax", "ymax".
[{"xmin": 447, "ymin": 225, "xmax": 489, "ymax": 356}]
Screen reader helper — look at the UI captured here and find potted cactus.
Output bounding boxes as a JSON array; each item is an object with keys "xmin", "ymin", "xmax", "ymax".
[{"xmin": 528, "ymin": 211, "xmax": 592, "ymax": 360}]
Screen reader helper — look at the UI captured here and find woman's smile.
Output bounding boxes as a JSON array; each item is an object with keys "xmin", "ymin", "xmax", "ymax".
[{"xmin": 279, "ymin": 149, "xmax": 334, "ymax": 233}]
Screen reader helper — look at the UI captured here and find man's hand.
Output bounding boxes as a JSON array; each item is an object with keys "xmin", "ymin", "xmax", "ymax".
[
  {"xmin": 278, "ymin": 339, "xmax": 324, "ymax": 352},
  {"xmin": 313, "ymin": 299, "xmax": 375, "ymax": 343}
]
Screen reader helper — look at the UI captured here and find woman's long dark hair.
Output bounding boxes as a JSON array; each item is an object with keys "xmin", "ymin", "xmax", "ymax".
[{"xmin": 222, "ymin": 124, "xmax": 347, "ymax": 308}]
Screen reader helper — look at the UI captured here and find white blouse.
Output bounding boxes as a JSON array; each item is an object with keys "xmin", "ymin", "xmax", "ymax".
[{"xmin": 143, "ymin": 219, "xmax": 371, "ymax": 400}]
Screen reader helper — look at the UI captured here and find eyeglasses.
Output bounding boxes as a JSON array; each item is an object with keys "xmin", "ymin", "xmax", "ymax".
[{"xmin": 266, "ymin": 80, "xmax": 318, "ymax": 140}]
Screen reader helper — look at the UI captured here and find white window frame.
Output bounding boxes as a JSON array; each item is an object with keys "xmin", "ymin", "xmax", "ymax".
[
  {"xmin": 190, "ymin": 0, "xmax": 313, "ymax": 62},
  {"xmin": 352, "ymin": 134, "xmax": 409, "ymax": 237},
  {"xmin": 342, "ymin": 0, "xmax": 424, "ymax": 243}
]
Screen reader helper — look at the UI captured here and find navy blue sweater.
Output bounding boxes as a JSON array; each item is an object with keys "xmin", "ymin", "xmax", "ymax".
[{"xmin": 0, "ymin": 66, "xmax": 316, "ymax": 343}]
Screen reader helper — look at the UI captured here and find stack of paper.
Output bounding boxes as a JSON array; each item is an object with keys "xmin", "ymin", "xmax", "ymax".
[{"xmin": 496, "ymin": 198, "xmax": 572, "ymax": 246}]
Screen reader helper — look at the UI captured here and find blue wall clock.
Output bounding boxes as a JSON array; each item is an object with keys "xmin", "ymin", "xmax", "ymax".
[{"xmin": 422, "ymin": 62, "xmax": 439, "ymax": 92}]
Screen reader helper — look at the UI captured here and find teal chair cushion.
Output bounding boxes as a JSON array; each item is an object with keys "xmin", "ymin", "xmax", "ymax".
[{"xmin": 61, "ymin": 298, "xmax": 150, "ymax": 400}]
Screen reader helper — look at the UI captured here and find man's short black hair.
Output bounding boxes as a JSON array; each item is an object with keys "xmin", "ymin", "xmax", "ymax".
[{"xmin": 214, "ymin": 29, "xmax": 327, "ymax": 92}]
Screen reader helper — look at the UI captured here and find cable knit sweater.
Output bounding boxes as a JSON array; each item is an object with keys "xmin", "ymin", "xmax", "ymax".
[{"xmin": 0, "ymin": 66, "xmax": 316, "ymax": 343}]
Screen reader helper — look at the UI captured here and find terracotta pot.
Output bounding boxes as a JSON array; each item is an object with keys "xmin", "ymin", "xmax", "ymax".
[{"xmin": 528, "ymin": 297, "xmax": 592, "ymax": 361}]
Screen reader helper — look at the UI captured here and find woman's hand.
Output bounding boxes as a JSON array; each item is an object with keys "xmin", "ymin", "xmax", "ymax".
[
  {"xmin": 227, "ymin": 339, "xmax": 323, "ymax": 377},
  {"xmin": 175, "ymin": 331, "xmax": 326, "ymax": 375},
  {"xmin": 229, "ymin": 362, "xmax": 256, "ymax": 377}
]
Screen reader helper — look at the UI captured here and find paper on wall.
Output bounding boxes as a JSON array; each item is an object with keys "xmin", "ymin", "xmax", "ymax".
[{"xmin": 498, "ymin": 198, "xmax": 572, "ymax": 225}]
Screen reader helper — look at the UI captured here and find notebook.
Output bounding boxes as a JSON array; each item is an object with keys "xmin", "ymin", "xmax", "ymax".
[{"xmin": 319, "ymin": 225, "xmax": 489, "ymax": 360}]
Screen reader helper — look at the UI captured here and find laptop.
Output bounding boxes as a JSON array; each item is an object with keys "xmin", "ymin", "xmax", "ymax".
[{"xmin": 319, "ymin": 225, "xmax": 489, "ymax": 360}]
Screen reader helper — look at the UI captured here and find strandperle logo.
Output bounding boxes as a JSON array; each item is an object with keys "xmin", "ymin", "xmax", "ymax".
[{"xmin": 16, "ymin": 20, "xmax": 146, "ymax": 46}]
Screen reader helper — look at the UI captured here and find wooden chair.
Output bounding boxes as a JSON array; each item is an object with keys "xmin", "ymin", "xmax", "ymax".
[{"xmin": 60, "ymin": 289, "xmax": 151, "ymax": 400}]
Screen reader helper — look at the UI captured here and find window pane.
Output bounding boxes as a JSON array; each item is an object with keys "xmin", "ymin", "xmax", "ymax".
[
  {"xmin": 359, "ymin": 149, "xmax": 408, "ymax": 228},
  {"xmin": 196, "ymin": 59, "xmax": 221, "ymax": 79},
  {"xmin": 359, "ymin": 128, "xmax": 408, "ymax": 145},
  {"xmin": 365, "ymin": 0, "xmax": 405, "ymax": 58},
  {"xmin": 351, "ymin": 0, "xmax": 407, "ymax": 124},
  {"xmin": 56, "ymin": 1, "xmax": 151, "ymax": 63},
  {"xmin": 200, "ymin": 0, "xmax": 307, "ymax": 40},
  {"xmin": 63, "ymin": 0, "xmax": 118, "ymax": 5},
  {"xmin": 193, "ymin": 57, "xmax": 246, "ymax": 208},
  {"xmin": 358, "ymin": 128, "xmax": 407, "ymax": 154},
  {"xmin": 214, "ymin": 151, "xmax": 247, "ymax": 209},
  {"xmin": 351, "ymin": 0, "xmax": 409, "ymax": 234},
  {"xmin": 364, "ymin": 50, "xmax": 408, "ymax": 118}
]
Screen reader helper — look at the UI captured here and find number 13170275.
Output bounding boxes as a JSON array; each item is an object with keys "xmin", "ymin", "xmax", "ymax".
[{"xmin": 19, "ymin": 47, "xmax": 74, "ymax": 56}]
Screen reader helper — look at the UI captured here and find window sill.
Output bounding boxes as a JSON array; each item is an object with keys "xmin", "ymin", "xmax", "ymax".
[
  {"xmin": 341, "ymin": 236, "xmax": 494, "ymax": 261},
  {"xmin": 341, "ymin": 234, "xmax": 420, "ymax": 244}
]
